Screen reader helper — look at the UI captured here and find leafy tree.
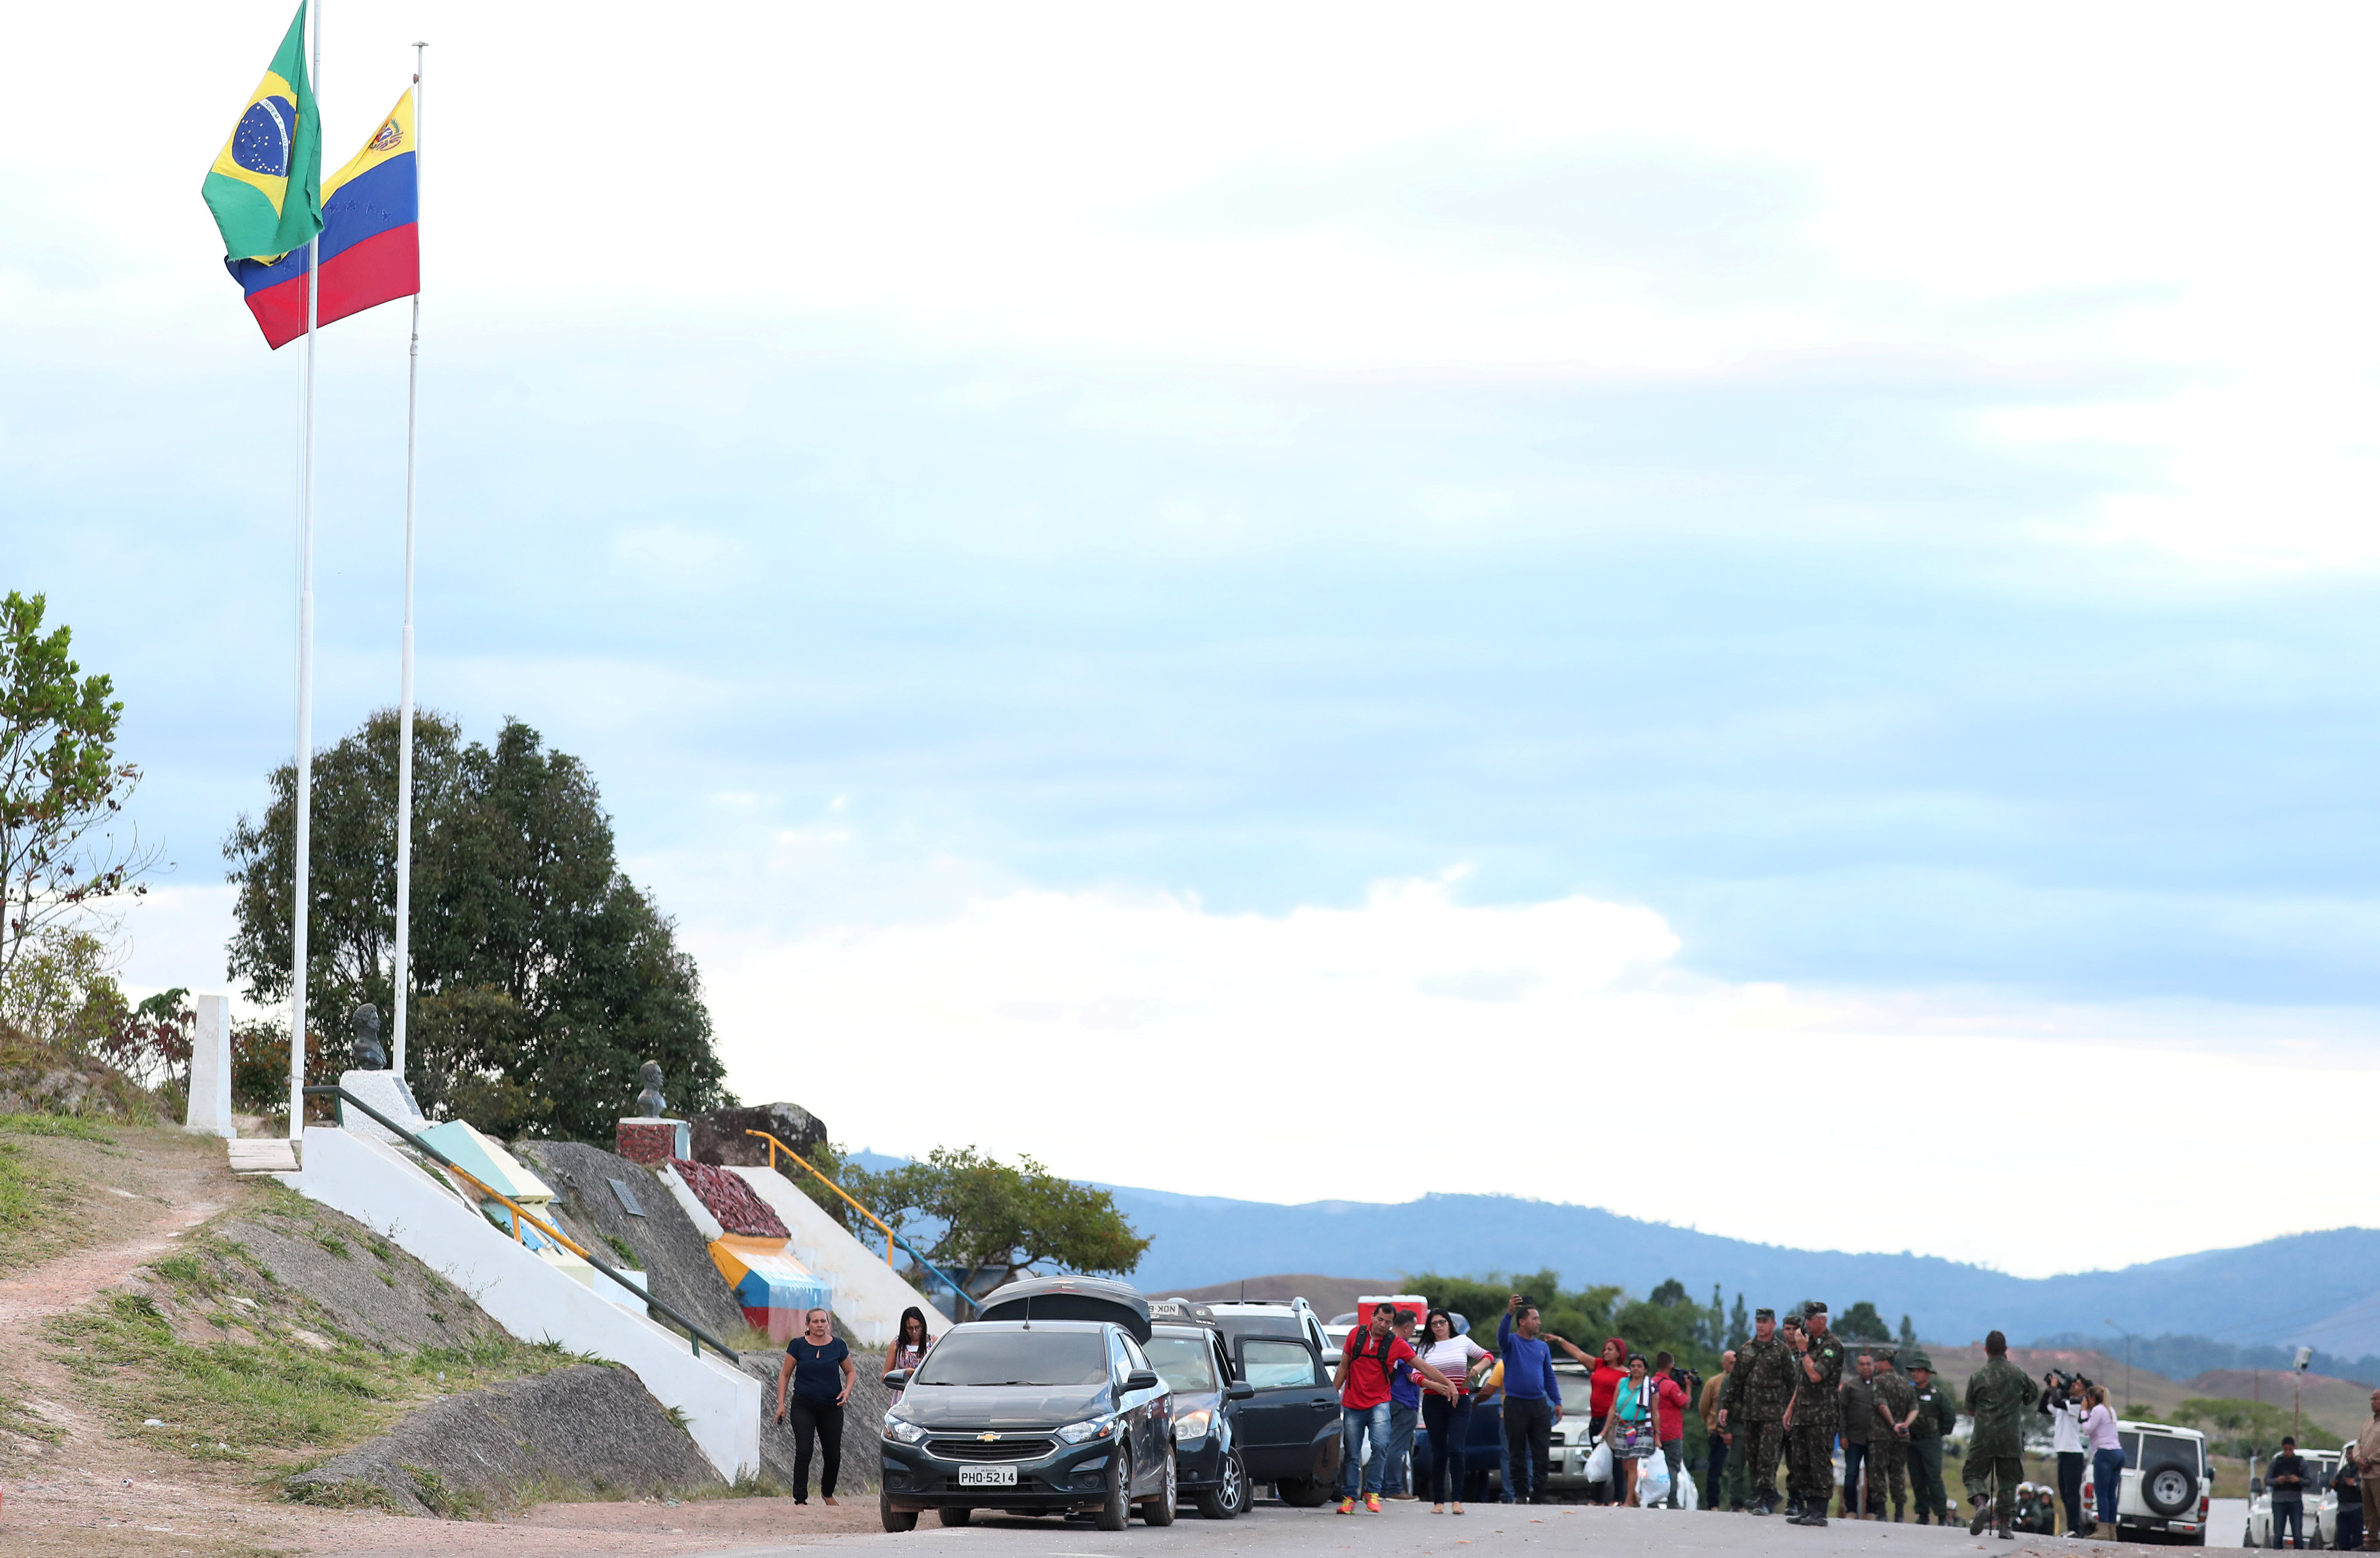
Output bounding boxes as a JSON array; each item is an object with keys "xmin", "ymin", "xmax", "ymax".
[
  {"xmin": 1730, "ymin": 1292, "xmax": 1750, "ymax": 1350},
  {"xmin": 96, "ymin": 986, "xmax": 193, "ymax": 1096},
  {"xmin": 1899, "ymin": 1313, "xmax": 1919, "ymax": 1350},
  {"xmin": 0, "ymin": 592, "xmax": 155, "ymax": 1028},
  {"xmin": 223, "ymin": 710, "xmax": 729, "ymax": 1138},
  {"xmin": 1837, "ymin": 1300, "xmax": 1889, "ymax": 1340},
  {"xmin": 0, "ymin": 926, "xmax": 126, "ymax": 1053},
  {"xmin": 859, "ymin": 1145, "xmax": 1149, "ymax": 1288}
]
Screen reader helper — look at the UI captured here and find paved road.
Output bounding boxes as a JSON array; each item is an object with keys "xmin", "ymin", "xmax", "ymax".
[{"xmin": 667, "ymin": 1497, "xmax": 2161, "ymax": 1558}]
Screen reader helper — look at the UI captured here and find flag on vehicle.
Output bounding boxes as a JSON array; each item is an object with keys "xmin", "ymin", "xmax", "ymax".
[
  {"xmin": 226, "ymin": 89, "xmax": 419, "ymax": 348},
  {"xmin": 201, "ymin": 3, "xmax": 322, "ymax": 263}
]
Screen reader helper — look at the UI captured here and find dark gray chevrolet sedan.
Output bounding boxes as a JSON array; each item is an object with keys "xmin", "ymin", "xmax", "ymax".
[{"xmin": 879, "ymin": 1319, "xmax": 1176, "ymax": 1531}]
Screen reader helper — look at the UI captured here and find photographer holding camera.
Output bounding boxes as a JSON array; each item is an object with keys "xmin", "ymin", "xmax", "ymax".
[{"xmin": 2040, "ymin": 1368, "xmax": 2092, "ymax": 1536}]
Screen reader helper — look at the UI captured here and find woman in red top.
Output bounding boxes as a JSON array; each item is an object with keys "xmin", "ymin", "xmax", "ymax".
[{"xmin": 1548, "ymin": 1335, "xmax": 1630, "ymax": 1503}]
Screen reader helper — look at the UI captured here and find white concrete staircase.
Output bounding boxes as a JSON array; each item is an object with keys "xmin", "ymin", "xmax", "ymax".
[{"xmin": 297, "ymin": 1126, "xmax": 762, "ymax": 1480}]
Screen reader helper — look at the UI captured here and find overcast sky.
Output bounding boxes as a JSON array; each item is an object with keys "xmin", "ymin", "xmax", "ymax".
[{"xmin": 8, "ymin": 2, "xmax": 2380, "ymax": 1281}]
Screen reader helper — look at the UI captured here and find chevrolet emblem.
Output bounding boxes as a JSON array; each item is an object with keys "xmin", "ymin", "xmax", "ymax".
[{"xmin": 978, "ymin": 1432, "xmax": 1000, "ymax": 1442}]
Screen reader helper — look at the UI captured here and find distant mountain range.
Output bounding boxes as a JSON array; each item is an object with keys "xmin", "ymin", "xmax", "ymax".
[
  {"xmin": 836, "ymin": 1152, "xmax": 2380, "ymax": 1376},
  {"xmin": 1096, "ymin": 1183, "xmax": 2380, "ymax": 1373}
]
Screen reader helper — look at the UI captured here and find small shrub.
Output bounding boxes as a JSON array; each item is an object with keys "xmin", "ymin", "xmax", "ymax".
[
  {"xmin": 602, "ymin": 1234, "xmax": 639, "ymax": 1268},
  {"xmin": 313, "ymin": 1235, "xmax": 350, "ymax": 1259}
]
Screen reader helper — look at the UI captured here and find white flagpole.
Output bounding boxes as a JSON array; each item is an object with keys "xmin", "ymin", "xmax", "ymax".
[
  {"xmin": 289, "ymin": 0, "xmax": 323, "ymax": 1141},
  {"xmin": 392, "ymin": 41, "xmax": 424, "ymax": 1082}
]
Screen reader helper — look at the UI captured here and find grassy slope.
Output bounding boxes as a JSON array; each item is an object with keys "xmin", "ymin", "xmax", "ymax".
[{"xmin": 46, "ymin": 1183, "xmax": 583, "ymax": 1493}]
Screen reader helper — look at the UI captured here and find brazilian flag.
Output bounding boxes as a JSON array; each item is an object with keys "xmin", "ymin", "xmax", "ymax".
[{"xmin": 201, "ymin": 3, "xmax": 322, "ymax": 262}]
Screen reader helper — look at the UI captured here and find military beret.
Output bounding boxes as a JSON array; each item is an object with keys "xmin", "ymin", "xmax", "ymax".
[{"xmin": 1754, "ymin": 1307, "xmax": 1775, "ymax": 1321}]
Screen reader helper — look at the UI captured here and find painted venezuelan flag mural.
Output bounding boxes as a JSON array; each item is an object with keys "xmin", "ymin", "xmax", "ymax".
[{"xmin": 227, "ymin": 88, "xmax": 418, "ymax": 348}]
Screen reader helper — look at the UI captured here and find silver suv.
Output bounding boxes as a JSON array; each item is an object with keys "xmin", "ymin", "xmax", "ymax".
[{"xmin": 2079, "ymin": 1419, "xmax": 2210, "ymax": 1545}]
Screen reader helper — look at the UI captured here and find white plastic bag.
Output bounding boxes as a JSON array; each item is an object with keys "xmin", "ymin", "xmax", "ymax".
[
  {"xmin": 1585, "ymin": 1437, "xmax": 1613, "ymax": 1486},
  {"xmin": 1675, "ymin": 1459, "xmax": 1699, "ymax": 1509},
  {"xmin": 1637, "ymin": 1449, "xmax": 1671, "ymax": 1504}
]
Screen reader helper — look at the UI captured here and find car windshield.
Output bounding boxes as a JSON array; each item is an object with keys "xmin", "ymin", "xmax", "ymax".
[
  {"xmin": 1144, "ymin": 1336, "xmax": 1217, "ymax": 1393},
  {"xmin": 913, "ymin": 1330, "xmax": 1108, "ymax": 1387}
]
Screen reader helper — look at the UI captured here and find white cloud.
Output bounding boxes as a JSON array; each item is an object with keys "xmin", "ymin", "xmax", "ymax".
[{"xmin": 693, "ymin": 866, "xmax": 2380, "ymax": 1279}]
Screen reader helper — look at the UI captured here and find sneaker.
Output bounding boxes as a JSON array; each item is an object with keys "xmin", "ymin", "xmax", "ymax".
[
  {"xmin": 1366, "ymin": 1493, "xmax": 1383, "ymax": 1514},
  {"xmin": 1337, "ymin": 1497, "xmax": 1357, "ymax": 1514},
  {"xmin": 1969, "ymin": 1497, "xmax": 1993, "ymax": 1537}
]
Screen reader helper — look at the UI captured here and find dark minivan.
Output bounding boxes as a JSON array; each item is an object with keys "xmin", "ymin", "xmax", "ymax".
[{"xmin": 880, "ymin": 1278, "xmax": 1178, "ymax": 1531}]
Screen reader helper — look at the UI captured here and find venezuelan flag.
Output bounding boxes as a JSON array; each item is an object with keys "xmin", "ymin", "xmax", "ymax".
[
  {"xmin": 226, "ymin": 90, "xmax": 418, "ymax": 348},
  {"xmin": 201, "ymin": 3, "xmax": 322, "ymax": 263}
]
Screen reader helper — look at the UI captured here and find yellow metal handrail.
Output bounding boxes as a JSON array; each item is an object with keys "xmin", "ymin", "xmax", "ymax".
[{"xmin": 745, "ymin": 1128, "xmax": 896, "ymax": 1266}]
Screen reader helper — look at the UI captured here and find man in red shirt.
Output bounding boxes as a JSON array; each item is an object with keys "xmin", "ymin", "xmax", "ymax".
[
  {"xmin": 1334, "ymin": 1308, "xmax": 1459, "ymax": 1513},
  {"xmin": 1652, "ymin": 1350, "xmax": 1693, "ymax": 1508}
]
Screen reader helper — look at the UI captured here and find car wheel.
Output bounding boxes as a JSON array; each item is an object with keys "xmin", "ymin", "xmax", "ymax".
[
  {"xmin": 2143, "ymin": 1466, "xmax": 2195, "ymax": 1518},
  {"xmin": 1277, "ymin": 1476, "xmax": 1332, "ymax": 1508},
  {"xmin": 879, "ymin": 1485, "xmax": 919, "ymax": 1533},
  {"xmin": 1195, "ymin": 1450, "xmax": 1246, "ymax": 1519},
  {"xmin": 1097, "ymin": 1446, "xmax": 1134, "ymax": 1533},
  {"xmin": 938, "ymin": 1508, "xmax": 972, "ymax": 1527},
  {"xmin": 1142, "ymin": 1446, "xmax": 1178, "ymax": 1525}
]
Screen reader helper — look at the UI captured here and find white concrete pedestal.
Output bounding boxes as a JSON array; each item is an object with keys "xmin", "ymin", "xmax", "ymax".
[
  {"xmin": 184, "ymin": 994, "xmax": 235, "ymax": 1138},
  {"xmin": 337, "ymin": 1068, "xmax": 426, "ymax": 1145}
]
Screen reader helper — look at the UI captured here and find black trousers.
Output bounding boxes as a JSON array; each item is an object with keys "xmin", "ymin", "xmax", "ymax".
[
  {"xmin": 2057, "ymin": 1451, "xmax": 2085, "ymax": 1533},
  {"xmin": 1421, "ymin": 1391, "xmax": 1473, "ymax": 1504},
  {"xmin": 1503, "ymin": 1396, "xmax": 1552, "ymax": 1504},
  {"xmin": 787, "ymin": 1396, "xmax": 844, "ymax": 1499},
  {"xmin": 1705, "ymin": 1431, "xmax": 1733, "ymax": 1508}
]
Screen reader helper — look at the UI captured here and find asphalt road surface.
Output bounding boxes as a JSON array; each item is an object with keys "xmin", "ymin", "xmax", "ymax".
[{"xmin": 662, "ymin": 1497, "xmax": 2167, "ymax": 1558}]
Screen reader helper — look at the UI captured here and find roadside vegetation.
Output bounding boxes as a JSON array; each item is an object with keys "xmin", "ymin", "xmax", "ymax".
[{"xmin": 44, "ymin": 1183, "xmax": 581, "ymax": 1489}]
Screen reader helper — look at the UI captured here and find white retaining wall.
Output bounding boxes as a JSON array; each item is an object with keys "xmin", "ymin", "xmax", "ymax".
[
  {"xmin": 729, "ymin": 1165, "xmax": 940, "ymax": 1349},
  {"xmin": 299, "ymin": 1127, "xmax": 761, "ymax": 1480}
]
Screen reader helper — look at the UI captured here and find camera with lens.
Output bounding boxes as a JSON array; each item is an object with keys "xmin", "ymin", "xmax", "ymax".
[{"xmin": 2043, "ymin": 1368, "xmax": 2093, "ymax": 1394}]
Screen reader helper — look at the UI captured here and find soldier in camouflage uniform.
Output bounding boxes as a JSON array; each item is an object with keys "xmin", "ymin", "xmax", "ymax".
[
  {"xmin": 1964, "ymin": 1330, "xmax": 2041, "ymax": 1539},
  {"xmin": 1718, "ymin": 1307, "xmax": 1796, "ymax": 1515},
  {"xmin": 1905, "ymin": 1351, "xmax": 1956, "ymax": 1524},
  {"xmin": 1868, "ymin": 1347, "xmax": 1916, "ymax": 1521},
  {"xmin": 1783, "ymin": 1301, "xmax": 1847, "ymax": 1527}
]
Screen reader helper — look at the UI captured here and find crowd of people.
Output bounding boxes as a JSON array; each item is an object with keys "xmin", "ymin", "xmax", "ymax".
[{"xmin": 1318, "ymin": 1292, "xmax": 2380, "ymax": 1544}]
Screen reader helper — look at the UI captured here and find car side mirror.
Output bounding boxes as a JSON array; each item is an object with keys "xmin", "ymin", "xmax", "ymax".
[
  {"xmin": 1125, "ymin": 1369, "xmax": 1161, "ymax": 1393},
  {"xmin": 1322, "ymin": 1349, "xmax": 1342, "ymax": 1367},
  {"xmin": 1226, "ymin": 1383, "xmax": 1255, "ymax": 1402},
  {"xmin": 883, "ymin": 1369, "xmax": 910, "ymax": 1389}
]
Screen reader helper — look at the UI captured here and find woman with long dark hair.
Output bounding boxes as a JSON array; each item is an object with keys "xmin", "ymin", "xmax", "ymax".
[
  {"xmin": 884, "ymin": 1306, "xmax": 932, "ymax": 1405},
  {"xmin": 1416, "ymin": 1308, "xmax": 1493, "ymax": 1513},
  {"xmin": 1549, "ymin": 1334, "xmax": 1630, "ymax": 1502}
]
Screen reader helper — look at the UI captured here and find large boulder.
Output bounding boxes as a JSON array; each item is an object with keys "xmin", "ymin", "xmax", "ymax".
[
  {"xmin": 287, "ymin": 1364, "xmax": 724, "ymax": 1515},
  {"xmin": 690, "ymin": 1102, "xmax": 828, "ymax": 1167}
]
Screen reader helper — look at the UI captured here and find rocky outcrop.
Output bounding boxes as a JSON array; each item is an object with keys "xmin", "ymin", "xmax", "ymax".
[
  {"xmin": 287, "ymin": 1364, "xmax": 724, "ymax": 1516},
  {"xmin": 689, "ymin": 1102, "xmax": 826, "ymax": 1168}
]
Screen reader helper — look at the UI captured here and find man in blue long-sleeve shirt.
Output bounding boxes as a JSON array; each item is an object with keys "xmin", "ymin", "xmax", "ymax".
[{"xmin": 1498, "ymin": 1294, "xmax": 1563, "ymax": 1504}]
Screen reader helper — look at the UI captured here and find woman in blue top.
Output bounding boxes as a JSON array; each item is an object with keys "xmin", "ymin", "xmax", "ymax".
[{"xmin": 775, "ymin": 1307, "xmax": 856, "ymax": 1505}]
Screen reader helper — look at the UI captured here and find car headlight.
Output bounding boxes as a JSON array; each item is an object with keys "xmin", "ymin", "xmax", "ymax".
[
  {"xmin": 1057, "ymin": 1416, "xmax": 1117, "ymax": 1444},
  {"xmin": 883, "ymin": 1416, "xmax": 928, "ymax": 1444},
  {"xmin": 1174, "ymin": 1408, "xmax": 1213, "ymax": 1440}
]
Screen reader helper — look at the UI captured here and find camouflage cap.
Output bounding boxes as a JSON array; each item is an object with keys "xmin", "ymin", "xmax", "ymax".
[
  {"xmin": 1906, "ymin": 1350, "xmax": 1934, "ymax": 1372},
  {"xmin": 1801, "ymin": 1300, "xmax": 1829, "ymax": 1317},
  {"xmin": 1754, "ymin": 1307, "xmax": 1775, "ymax": 1321},
  {"xmin": 1875, "ymin": 1347, "xmax": 1897, "ymax": 1364}
]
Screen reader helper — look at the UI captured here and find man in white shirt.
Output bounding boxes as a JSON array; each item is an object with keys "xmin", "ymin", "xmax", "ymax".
[{"xmin": 2039, "ymin": 1372, "xmax": 2088, "ymax": 1535}]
